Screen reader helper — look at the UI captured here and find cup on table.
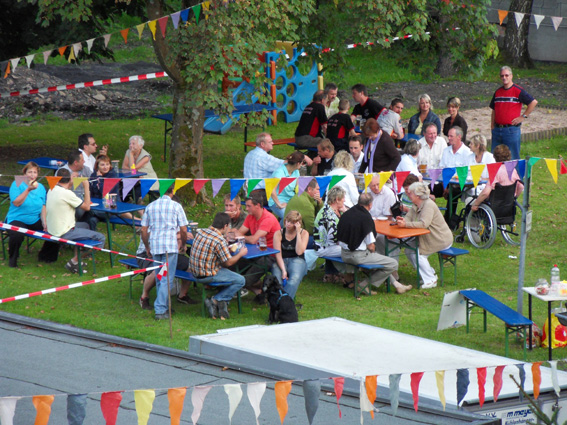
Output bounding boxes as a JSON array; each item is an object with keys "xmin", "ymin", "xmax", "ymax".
[
  {"xmin": 109, "ymin": 194, "xmax": 117, "ymax": 209},
  {"xmin": 111, "ymin": 160, "xmax": 120, "ymax": 174},
  {"xmin": 418, "ymin": 164, "xmax": 427, "ymax": 175},
  {"xmin": 49, "ymin": 160, "xmax": 57, "ymax": 166},
  {"xmin": 236, "ymin": 236, "xmax": 245, "ymax": 250},
  {"xmin": 227, "ymin": 231, "xmax": 236, "ymax": 244},
  {"xmin": 257, "ymin": 236, "xmax": 267, "ymax": 251}
]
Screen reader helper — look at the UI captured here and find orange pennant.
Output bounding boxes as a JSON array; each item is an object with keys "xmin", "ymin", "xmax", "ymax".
[
  {"xmin": 365, "ymin": 375, "xmax": 378, "ymax": 419},
  {"xmin": 498, "ymin": 10, "xmax": 508, "ymax": 25},
  {"xmin": 275, "ymin": 380, "xmax": 292, "ymax": 424},
  {"xmin": 45, "ymin": 176, "xmax": 62, "ymax": 190},
  {"xmin": 32, "ymin": 395, "xmax": 54, "ymax": 425},
  {"xmin": 58, "ymin": 46, "xmax": 68, "ymax": 56},
  {"xmin": 120, "ymin": 28, "xmax": 130, "ymax": 44},
  {"xmin": 3, "ymin": 61, "xmax": 10, "ymax": 78},
  {"xmin": 168, "ymin": 388, "xmax": 187, "ymax": 425},
  {"xmin": 532, "ymin": 362, "xmax": 542, "ymax": 399}
]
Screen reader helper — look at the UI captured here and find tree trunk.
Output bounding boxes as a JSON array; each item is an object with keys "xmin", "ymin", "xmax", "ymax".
[
  {"xmin": 435, "ymin": 12, "xmax": 454, "ymax": 77},
  {"xmin": 503, "ymin": 0, "xmax": 534, "ymax": 68}
]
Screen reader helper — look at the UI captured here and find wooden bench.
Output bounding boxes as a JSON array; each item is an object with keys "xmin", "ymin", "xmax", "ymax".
[
  {"xmin": 244, "ymin": 137, "xmax": 295, "ymax": 148},
  {"xmin": 460, "ymin": 289, "xmax": 533, "ymax": 359},
  {"xmin": 437, "ymin": 247, "xmax": 469, "ymax": 286},
  {"xmin": 320, "ymin": 256, "xmax": 386, "ymax": 297},
  {"xmin": 118, "ymin": 258, "xmax": 242, "ymax": 317}
]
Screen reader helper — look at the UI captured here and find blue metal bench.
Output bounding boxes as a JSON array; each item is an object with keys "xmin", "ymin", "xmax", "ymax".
[
  {"xmin": 460, "ymin": 289, "xmax": 533, "ymax": 359},
  {"xmin": 320, "ymin": 256, "xmax": 386, "ymax": 297},
  {"xmin": 437, "ymin": 247, "xmax": 469, "ymax": 286},
  {"xmin": 119, "ymin": 258, "xmax": 241, "ymax": 317}
]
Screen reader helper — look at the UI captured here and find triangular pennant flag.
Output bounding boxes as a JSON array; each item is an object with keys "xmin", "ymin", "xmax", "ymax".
[
  {"xmin": 224, "ymin": 384, "xmax": 243, "ymax": 424},
  {"xmin": 469, "ymin": 164, "xmax": 485, "ymax": 188},
  {"xmin": 477, "ymin": 367, "xmax": 487, "ymax": 407},
  {"xmin": 435, "ymin": 370, "xmax": 446, "ymax": 411},
  {"xmin": 278, "ymin": 177, "xmax": 296, "ymax": 194},
  {"xmin": 545, "ymin": 159, "xmax": 558, "ymax": 183},
  {"xmin": 441, "ymin": 168, "xmax": 455, "ymax": 189},
  {"xmin": 203, "ymin": 1, "xmax": 210, "ymax": 14},
  {"xmin": 365, "ymin": 376, "xmax": 377, "ymax": 419},
  {"xmin": 180, "ymin": 8, "xmax": 190, "ymax": 23},
  {"xmin": 527, "ymin": 157, "xmax": 541, "ymax": 178},
  {"xmin": 551, "ymin": 16, "xmax": 563, "ymax": 31},
  {"xmin": 230, "ymin": 179, "xmax": 246, "ymax": 200},
  {"xmin": 103, "ymin": 34, "xmax": 111, "ymax": 47},
  {"xmin": 101, "ymin": 392, "xmax": 122, "ymax": 425},
  {"xmin": 14, "ymin": 175, "xmax": 26, "ymax": 187},
  {"xmin": 561, "ymin": 160, "xmax": 567, "ymax": 175},
  {"xmin": 498, "ymin": 10, "xmax": 508, "ymax": 25},
  {"xmin": 456, "ymin": 166, "xmax": 469, "ymax": 190},
  {"xmin": 121, "ymin": 178, "xmax": 138, "ymax": 201},
  {"xmin": 191, "ymin": 386, "xmax": 212, "ymax": 425},
  {"xmin": 532, "ymin": 362, "xmax": 542, "ymax": 400},
  {"xmin": 486, "ymin": 162, "xmax": 502, "ymax": 186},
  {"xmin": 378, "ymin": 171, "xmax": 393, "ymax": 191},
  {"xmin": 514, "ymin": 12, "xmax": 525, "ymax": 28},
  {"xmin": 139, "ymin": 179, "xmax": 157, "ymax": 199},
  {"xmin": 428, "ymin": 169, "xmax": 442, "ymax": 191},
  {"xmin": 264, "ymin": 178, "xmax": 280, "ymax": 201},
  {"xmin": 67, "ymin": 394, "xmax": 87, "ymax": 425},
  {"xmin": 533, "ymin": 14, "xmax": 545, "ymax": 29},
  {"xmin": 171, "ymin": 12, "xmax": 181, "ymax": 29},
  {"xmin": 168, "ymin": 388, "xmax": 186, "ymax": 425},
  {"xmin": 516, "ymin": 364, "xmax": 526, "ymax": 401},
  {"xmin": 25, "ymin": 54, "xmax": 35, "ymax": 68},
  {"xmin": 211, "ymin": 179, "xmax": 227, "ymax": 197},
  {"xmin": 516, "ymin": 160, "xmax": 526, "ymax": 179},
  {"xmin": 315, "ymin": 176, "xmax": 332, "ymax": 198},
  {"xmin": 275, "ymin": 381, "xmax": 292, "ymax": 425},
  {"xmin": 493, "ymin": 365, "xmax": 505, "ymax": 402},
  {"xmin": 193, "ymin": 179, "xmax": 209, "ymax": 195},
  {"xmin": 410, "ymin": 372, "xmax": 424, "ymax": 412},
  {"xmin": 120, "ymin": 28, "xmax": 129, "ymax": 44},
  {"xmin": 102, "ymin": 178, "xmax": 121, "ymax": 197},
  {"xmin": 296, "ymin": 177, "xmax": 313, "ymax": 197},
  {"xmin": 134, "ymin": 390, "xmax": 155, "ymax": 425},
  {"xmin": 328, "ymin": 175, "xmax": 345, "ymax": 191},
  {"xmin": 73, "ymin": 42, "xmax": 82, "ymax": 57},
  {"xmin": 246, "ymin": 382, "xmax": 266, "ymax": 425},
  {"xmin": 158, "ymin": 179, "xmax": 175, "ymax": 196},
  {"xmin": 173, "ymin": 178, "xmax": 191, "ymax": 194},
  {"xmin": 68, "ymin": 47, "xmax": 76, "ymax": 63},
  {"xmin": 193, "ymin": 4, "xmax": 202, "ymax": 24},
  {"xmin": 247, "ymin": 179, "xmax": 262, "ymax": 196},
  {"xmin": 364, "ymin": 173, "xmax": 373, "ymax": 192},
  {"xmin": 86, "ymin": 38, "xmax": 95, "ymax": 54},
  {"xmin": 3, "ymin": 61, "xmax": 10, "ymax": 78},
  {"xmin": 0, "ymin": 397, "xmax": 20, "ymax": 425},
  {"xmin": 136, "ymin": 23, "xmax": 146, "ymax": 39},
  {"xmin": 10, "ymin": 58, "xmax": 20, "ymax": 73},
  {"xmin": 303, "ymin": 380, "xmax": 320, "ymax": 425},
  {"xmin": 504, "ymin": 160, "xmax": 518, "ymax": 180},
  {"xmin": 33, "ymin": 395, "xmax": 54, "ymax": 425},
  {"xmin": 389, "ymin": 374, "xmax": 401, "ymax": 416},
  {"xmin": 550, "ymin": 360, "xmax": 561, "ymax": 397},
  {"xmin": 42, "ymin": 50, "xmax": 52, "ymax": 65},
  {"xmin": 456, "ymin": 369, "xmax": 469, "ymax": 406},
  {"xmin": 395, "ymin": 171, "xmax": 410, "ymax": 193},
  {"xmin": 58, "ymin": 46, "xmax": 67, "ymax": 56},
  {"xmin": 158, "ymin": 16, "xmax": 169, "ymax": 38},
  {"xmin": 148, "ymin": 20, "xmax": 157, "ymax": 40},
  {"xmin": 73, "ymin": 177, "xmax": 87, "ymax": 190},
  {"xmin": 359, "ymin": 378, "xmax": 374, "ymax": 423},
  {"xmin": 332, "ymin": 377, "xmax": 344, "ymax": 418},
  {"xmin": 45, "ymin": 176, "xmax": 62, "ymax": 190}
]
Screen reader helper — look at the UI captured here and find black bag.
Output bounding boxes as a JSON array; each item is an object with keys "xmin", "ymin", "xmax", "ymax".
[{"xmin": 390, "ymin": 201, "xmax": 402, "ymax": 219}]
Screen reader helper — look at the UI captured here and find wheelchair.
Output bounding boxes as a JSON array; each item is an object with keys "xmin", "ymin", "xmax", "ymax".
[{"xmin": 454, "ymin": 182, "xmax": 523, "ymax": 249}]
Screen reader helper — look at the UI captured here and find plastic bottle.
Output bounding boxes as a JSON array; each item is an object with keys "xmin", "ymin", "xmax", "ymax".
[{"xmin": 551, "ymin": 264, "xmax": 561, "ymax": 295}]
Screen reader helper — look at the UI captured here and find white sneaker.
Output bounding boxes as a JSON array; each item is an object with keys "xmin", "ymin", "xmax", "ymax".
[{"xmin": 421, "ymin": 281, "xmax": 438, "ymax": 289}]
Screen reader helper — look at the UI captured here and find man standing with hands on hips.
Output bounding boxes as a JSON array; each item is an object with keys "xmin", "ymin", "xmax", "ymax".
[{"xmin": 490, "ymin": 66, "xmax": 537, "ymax": 160}]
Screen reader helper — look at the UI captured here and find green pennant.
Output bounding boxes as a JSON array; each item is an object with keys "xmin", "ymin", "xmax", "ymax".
[
  {"xmin": 158, "ymin": 179, "xmax": 176, "ymax": 196},
  {"xmin": 193, "ymin": 4, "xmax": 201, "ymax": 24},
  {"xmin": 247, "ymin": 179, "xmax": 262, "ymax": 196},
  {"xmin": 328, "ymin": 174, "xmax": 345, "ymax": 190},
  {"xmin": 456, "ymin": 166, "xmax": 469, "ymax": 191},
  {"xmin": 527, "ymin": 157, "xmax": 540, "ymax": 178}
]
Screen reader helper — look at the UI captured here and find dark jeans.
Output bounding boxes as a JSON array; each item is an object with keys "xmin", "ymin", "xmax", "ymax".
[
  {"xmin": 492, "ymin": 126, "xmax": 521, "ymax": 160},
  {"xmin": 7, "ymin": 219, "xmax": 43, "ymax": 267}
]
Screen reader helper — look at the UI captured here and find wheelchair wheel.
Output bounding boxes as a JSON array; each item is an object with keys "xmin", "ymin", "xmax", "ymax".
[
  {"xmin": 465, "ymin": 204, "xmax": 497, "ymax": 249},
  {"xmin": 500, "ymin": 222, "xmax": 522, "ymax": 246}
]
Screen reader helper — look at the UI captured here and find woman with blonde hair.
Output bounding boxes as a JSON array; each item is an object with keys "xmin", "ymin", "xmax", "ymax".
[
  {"xmin": 407, "ymin": 94, "xmax": 442, "ymax": 136},
  {"xmin": 327, "ymin": 150, "xmax": 359, "ymax": 208}
]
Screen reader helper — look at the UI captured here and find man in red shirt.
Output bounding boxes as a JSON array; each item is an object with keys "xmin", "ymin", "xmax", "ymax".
[
  {"xmin": 294, "ymin": 90, "xmax": 328, "ymax": 148},
  {"xmin": 490, "ymin": 66, "xmax": 537, "ymax": 160}
]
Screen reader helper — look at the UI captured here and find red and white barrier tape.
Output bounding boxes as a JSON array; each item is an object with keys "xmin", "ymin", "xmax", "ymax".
[
  {"xmin": 0, "ymin": 265, "xmax": 161, "ymax": 304},
  {"xmin": 0, "ymin": 71, "xmax": 168, "ymax": 99}
]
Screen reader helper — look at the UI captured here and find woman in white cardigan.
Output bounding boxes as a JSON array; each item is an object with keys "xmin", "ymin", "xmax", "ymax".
[{"xmin": 326, "ymin": 150, "xmax": 359, "ymax": 208}]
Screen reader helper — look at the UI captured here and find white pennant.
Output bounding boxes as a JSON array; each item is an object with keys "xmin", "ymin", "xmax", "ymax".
[
  {"xmin": 191, "ymin": 386, "xmax": 212, "ymax": 425},
  {"xmin": 103, "ymin": 34, "xmax": 111, "ymax": 47},
  {"xmin": 533, "ymin": 14, "xmax": 545, "ymax": 29},
  {"xmin": 246, "ymin": 382, "xmax": 266, "ymax": 425},
  {"xmin": 224, "ymin": 384, "xmax": 243, "ymax": 424},
  {"xmin": 551, "ymin": 16, "xmax": 563, "ymax": 31},
  {"xmin": 359, "ymin": 379, "xmax": 375, "ymax": 424},
  {"xmin": 0, "ymin": 397, "xmax": 20, "ymax": 425},
  {"xmin": 549, "ymin": 361, "xmax": 561, "ymax": 397},
  {"xmin": 514, "ymin": 12, "xmax": 525, "ymax": 28},
  {"xmin": 43, "ymin": 50, "xmax": 52, "ymax": 65},
  {"xmin": 86, "ymin": 38, "xmax": 95, "ymax": 54},
  {"xmin": 25, "ymin": 54, "xmax": 35, "ymax": 68},
  {"xmin": 73, "ymin": 42, "xmax": 82, "ymax": 57},
  {"xmin": 9, "ymin": 58, "xmax": 20, "ymax": 73}
]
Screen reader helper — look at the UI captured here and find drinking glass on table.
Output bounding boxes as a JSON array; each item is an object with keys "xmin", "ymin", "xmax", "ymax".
[
  {"xmin": 227, "ymin": 231, "xmax": 236, "ymax": 244},
  {"xmin": 258, "ymin": 236, "xmax": 267, "ymax": 251}
]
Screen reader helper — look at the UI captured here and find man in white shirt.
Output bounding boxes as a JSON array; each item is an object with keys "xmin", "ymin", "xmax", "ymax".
[
  {"xmin": 324, "ymin": 83, "xmax": 340, "ymax": 117},
  {"xmin": 417, "ymin": 123, "xmax": 446, "ymax": 169},
  {"xmin": 78, "ymin": 133, "xmax": 107, "ymax": 172},
  {"xmin": 367, "ymin": 175, "xmax": 400, "ymax": 260},
  {"xmin": 348, "ymin": 136, "xmax": 365, "ymax": 173},
  {"xmin": 377, "ymin": 98, "xmax": 404, "ymax": 140}
]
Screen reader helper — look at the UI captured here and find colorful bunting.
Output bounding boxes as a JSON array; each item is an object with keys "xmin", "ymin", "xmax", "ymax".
[
  {"xmin": 533, "ymin": 14, "xmax": 544, "ymax": 29},
  {"xmin": 173, "ymin": 178, "xmax": 191, "ymax": 194},
  {"xmin": 296, "ymin": 177, "xmax": 313, "ymax": 198},
  {"xmin": 278, "ymin": 177, "xmax": 296, "ymax": 195},
  {"xmin": 100, "ymin": 392, "xmax": 122, "ymax": 425},
  {"xmin": 493, "ymin": 365, "xmax": 505, "ymax": 402},
  {"xmin": 14, "ymin": 176, "xmax": 26, "ymax": 187},
  {"xmin": 359, "ymin": 378, "xmax": 374, "ymax": 423},
  {"xmin": 158, "ymin": 179, "xmax": 176, "ymax": 196},
  {"xmin": 549, "ymin": 360, "xmax": 560, "ymax": 397},
  {"xmin": 388, "ymin": 374, "xmax": 401, "ymax": 416},
  {"xmin": 328, "ymin": 174, "xmax": 345, "ymax": 191},
  {"xmin": 395, "ymin": 171, "xmax": 410, "ymax": 193},
  {"xmin": 134, "ymin": 390, "xmax": 155, "ymax": 425},
  {"xmin": 171, "ymin": 12, "xmax": 181, "ymax": 29},
  {"xmin": 33, "ymin": 395, "xmax": 54, "ymax": 425},
  {"xmin": 456, "ymin": 166, "xmax": 468, "ymax": 190},
  {"xmin": 4, "ymin": 61, "xmax": 10, "ymax": 78},
  {"xmin": 504, "ymin": 160, "xmax": 518, "ymax": 180},
  {"xmin": 86, "ymin": 39, "xmax": 95, "ymax": 54},
  {"xmin": 516, "ymin": 160, "xmax": 526, "ymax": 180},
  {"xmin": 516, "ymin": 364, "xmax": 526, "ymax": 400},
  {"xmin": 247, "ymin": 179, "xmax": 262, "ymax": 196},
  {"xmin": 303, "ymin": 380, "xmax": 320, "ymax": 425},
  {"xmin": 102, "ymin": 178, "xmax": 121, "ymax": 197},
  {"xmin": 469, "ymin": 164, "xmax": 484, "ymax": 188},
  {"xmin": 148, "ymin": 20, "xmax": 157, "ymax": 40},
  {"xmin": 212, "ymin": 178, "xmax": 227, "ymax": 197},
  {"xmin": 532, "ymin": 362, "xmax": 542, "ymax": 400},
  {"xmin": 224, "ymin": 384, "xmax": 242, "ymax": 424},
  {"xmin": 139, "ymin": 179, "xmax": 157, "ymax": 199},
  {"xmin": 435, "ymin": 370, "xmax": 446, "ymax": 411},
  {"xmin": 514, "ymin": 12, "xmax": 525, "ymax": 27},
  {"xmin": 68, "ymin": 47, "xmax": 76, "ymax": 63},
  {"xmin": 42, "ymin": 50, "xmax": 52, "ymax": 65},
  {"xmin": 73, "ymin": 177, "xmax": 87, "ymax": 190},
  {"xmin": 274, "ymin": 381, "xmax": 292, "ymax": 425},
  {"xmin": 121, "ymin": 178, "xmax": 138, "ymax": 201},
  {"xmin": 545, "ymin": 159, "xmax": 558, "ymax": 183},
  {"xmin": 264, "ymin": 178, "xmax": 279, "ymax": 201},
  {"xmin": 527, "ymin": 157, "xmax": 541, "ymax": 178},
  {"xmin": 486, "ymin": 162, "xmax": 502, "ymax": 186},
  {"xmin": 365, "ymin": 375, "xmax": 377, "ymax": 418},
  {"xmin": 230, "ymin": 178, "xmax": 246, "ymax": 201},
  {"xmin": 136, "ymin": 24, "xmax": 146, "ymax": 40},
  {"xmin": 551, "ymin": 16, "xmax": 563, "ymax": 31},
  {"xmin": 191, "ymin": 386, "xmax": 212, "ymax": 425},
  {"xmin": 193, "ymin": 4, "xmax": 202, "ymax": 24},
  {"xmin": 456, "ymin": 369, "xmax": 469, "ymax": 406},
  {"xmin": 67, "ymin": 394, "xmax": 87, "ymax": 425},
  {"xmin": 120, "ymin": 28, "xmax": 130, "ymax": 44},
  {"xmin": 498, "ymin": 9, "xmax": 508, "ymax": 25},
  {"xmin": 73, "ymin": 42, "xmax": 82, "ymax": 57},
  {"xmin": 45, "ymin": 176, "xmax": 62, "ymax": 190},
  {"xmin": 0, "ymin": 397, "xmax": 20, "ymax": 425},
  {"xmin": 158, "ymin": 16, "xmax": 169, "ymax": 38},
  {"xmin": 25, "ymin": 54, "xmax": 34, "ymax": 68},
  {"xmin": 315, "ymin": 176, "xmax": 332, "ymax": 198},
  {"xmin": 10, "ymin": 58, "xmax": 19, "ymax": 74},
  {"xmin": 103, "ymin": 34, "xmax": 111, "ymax": 47},
  {"xmin": 180, "ymin": 8, "xmax": 190, "ymax": 23},
  {"xmin": 410, "ymin": 372, "xmax": 424, "ymax": 412},
  {"xmin": 364, "ymin": 173, "xmax": 373, "ymax": 192},
  {"xmin": 246, "ymin": 382, "xmax": 266, "ymax": 425},
  {"xmin": 378, "ymin": 171, "xmax": 392, "ymax": 191},
  {"xmin": 167, "ymin": 388, "xmax": 186, "ymax": 425},
  {"xmin": 193, "ymin": 179, "xmax": 209, "ymax": 195},
  {"xmin": 477, "ymin": 367, "xmax": 487, "ymax": 407},
  {"xmin": 441, "ymin": 168, "xmax": 455, "ymax": 189},
  {"xmin": 331, "ymin": 377, "xmax": 344, "ymax": 418},
  {"xmin": 561, "ymin": 160, "xmax": 567, "ymax": 175},
  {"xmin": 58, "ymin": 46, "xmax": 67, "ymax": 57}
]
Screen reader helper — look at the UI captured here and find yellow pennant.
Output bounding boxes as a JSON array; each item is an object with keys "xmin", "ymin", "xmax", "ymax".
[
  {"xmin": 378, "ymin": 171, "xmax": 393, "ymax": 191},
  {"xmin": 545, "ymin": 159, "xmax": 558, "ymax": 183},
  {"xmin": 469, "ymin": 164, "xmax": 485, "ymax": 188},
  {"xmin": 148, "ymin": 20, "xmax": 157, "ymax": 40},
  {"xmin": 173, "ymin": 178, "xmax": 192, "ymax": 194},
  {"xmin": 203, "ymin": 1, "xmax": 210, "ymax": 19},
  {"xmin": 264, "ymin": 178, "xmax": 280, "ymax": 202},
  {"xmin": 73, "ymin": 177, "xmax": 87, "ymax": 190},
  {"xmin": 364, "ymin": 173, "xmax": 373, "ymax": 192},
  {"xmin": 68, "ymin": 47, "xmax": 76, "ymax": 63},
  {"xmin": 136, "ymin": 23, "xmax": 146, "ymax": 39},
  {"xmin": 134, "ymin": 390, "xmax": 155, "ymax": 425},
  {"xmin": 435, "ymin": 370, "xmax": 446, "ymax": 411}
]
